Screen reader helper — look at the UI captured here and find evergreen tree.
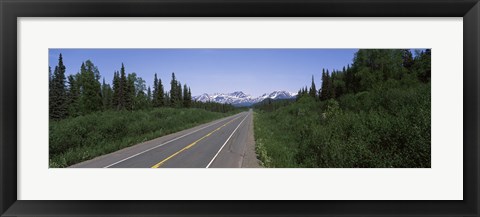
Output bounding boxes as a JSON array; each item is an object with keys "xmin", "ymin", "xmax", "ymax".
[
  {"xmin": 402, "ymin": 49, "xmax": 414, "ymax": 70},
  {"xmin": 49, "ymin": 53, "xmax": 68, "ymax": 120},
  {"xmin": 155, "ymin": 74, "xmax": 164, "ymax": 107},
  {"xmin": 101, "ymin": 78, "xmax": 113, "ymax": 110},
  {"xmin": 309, "ymin": 75, "xmax": 317, "ymax": 98},
  {"xmin": 49, "ymin": 66, "xmax": 52, "ymax": 91},
  {"xmin": 177, "ymin": 82, "xmax": 183, "ymax": 107},
  {"xmin": 320, "ymin": 69, "xmax": 329, "ymax": 101},
  {"xmin": 112, "ymin": 71, "xmax": 120, "ymax": 109},
  {"xmin": 170, "ymin": 72, "xmax": 178, "ymax": 106},
  {"xmin": 183, "ymin": 84, "xmax": 191, "ymax": 108},
  {"xmin": 153, "ymin": 73, "xmax": 159, "ymax": 106},
  {"xmin": 413, "ymin": 49, "xmax": 431, "ymax": 83},
  {"xmin": 119, "ymin": 63, "xmax": 127, "ymax": 109},
  {"xmin": 79, "ymin": 60, "xmax": 102, "ymax": 114},
  {"xmin": 67, "ymin": 74, "xmax": 80, "ymax": 117},
  {"xmin": 125, "ymin": 72, "xmax": 136, "ymax": 110},
  {"xmin": 165, "ymin": 91, "xmax": 170, "ymax": 106},
  {"xmin": 147, "ymin": 86, "xmax": 152, "ymax": 107},
  {"xmin": 188, "ymin": 87, "xmax": 192, "ymax": 107}
]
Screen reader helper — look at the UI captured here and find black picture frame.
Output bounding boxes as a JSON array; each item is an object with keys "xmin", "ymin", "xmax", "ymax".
[{"xmin": 1, "ymin": 0, "xmax": 478, "ymax": 216}]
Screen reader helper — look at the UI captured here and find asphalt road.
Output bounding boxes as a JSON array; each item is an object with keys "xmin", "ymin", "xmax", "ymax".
[{"xmin": 71, "ymin": 110, "xmax": 254, "ymax": 168}]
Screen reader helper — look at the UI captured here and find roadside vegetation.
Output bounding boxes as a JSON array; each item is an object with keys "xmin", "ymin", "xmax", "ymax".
[
  {"xmin": 49, "ymin": 54, "xmax": 238, "ymax": 167},
  {"xmin": 254, "ymin": 49, "xmax": 431, "ymax": 168}
]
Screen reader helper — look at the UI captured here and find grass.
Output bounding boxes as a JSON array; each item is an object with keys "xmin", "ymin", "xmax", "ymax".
[
  {"xmin": 253, "ymin": 82, "xmax": 431, "ymax": 168},
  {"xmin": 49, "ymin": 108, "xmax": 239, "ymax": 168}
]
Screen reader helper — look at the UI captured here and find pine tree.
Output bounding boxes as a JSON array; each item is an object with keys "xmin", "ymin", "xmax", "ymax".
[
  {"xmin": 153, "ymin": 73, "xmax": 159, "ymax": 106},
  {"xmin": 320, "ymin": 69, "xmax": 329, "ymax": 101},
  {"xmin": 147, "ymin": 86, "xmax": 152, "ymax": 106},
  {"xmin": 156, "ymin": 76, "xmax": 164, "ymax": 107},
  {"xmin": 49, "ymin": 53, "xmax": 68, "ymax": 120},
  {"xmin": 177, "ymin": 82, "xmax": 183, "ymax": 107},
  {"xmin": 183, "ymin": 84, "xmax": 190, "ymax": 108},
  {"xmin": 119, "ymin": 63, "xmax": 127, "ymax": 109},
  {"xmin": 79, "ymin": 60, "xmax": 102, "ymax": 114},
  {"xmin": 112, "ymin": 71, "xmax": 120, "ymax": 109},
  {"xmin": 170, "ymin": 72, "xmax": 178, "ymax": 106},
  {"xmin": 67, "ymin": 74, "xmax": 80, "ymax": 117},
  {"xmin": 188, "ymin": 87, "xmax": 192, "ymax": 107},
  {"xmin": 170, "ymin": 73, "xmax": 176, "ymax": 104},
  {"xmin": 165, "ymin": 91, "xmax": 170, "ymax": 106},
  {"xmin": 309, "ymin": 75, "xmax": 317, "ymax": 98},
  {"xmin": 402, "ymin": 49, "xmax": 414, "ymax": 70},
  {"xmin": 125, "ymin": 72, "xmax": 136, "ymax": 110},
  {"xmin": 49, "ymin": 66, "xmax": 52, "ymax": 91},
  {"xmin": 101, "ymin": 78, "xmax": 113, "ymax": 110}
]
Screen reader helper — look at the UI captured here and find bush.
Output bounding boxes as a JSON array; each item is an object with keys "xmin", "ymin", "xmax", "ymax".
[{"xmin": 253, "ymin": 83, "xmax": 431, "ymax": 168}]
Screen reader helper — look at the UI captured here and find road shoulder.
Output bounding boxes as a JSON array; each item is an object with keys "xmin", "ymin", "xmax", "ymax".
[{"xmin": 241, "ymin": 111, "xmax": 262, "ymax": 168}]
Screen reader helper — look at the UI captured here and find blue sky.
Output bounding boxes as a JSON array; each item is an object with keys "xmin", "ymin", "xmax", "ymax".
[{"xmin": 49, "ymin": 49, "xmax": 358, "ymax": 97}]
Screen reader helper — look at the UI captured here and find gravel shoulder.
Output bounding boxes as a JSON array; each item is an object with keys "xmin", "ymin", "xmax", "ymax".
[{"xmin": 241, "ymin": 111, "xmax": 262, "ymax": 168}]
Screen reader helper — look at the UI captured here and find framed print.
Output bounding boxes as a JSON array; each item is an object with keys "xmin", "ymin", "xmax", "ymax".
[{"xmin": 1, "ymin": 0, "xmax": 479, "ymax": 216}]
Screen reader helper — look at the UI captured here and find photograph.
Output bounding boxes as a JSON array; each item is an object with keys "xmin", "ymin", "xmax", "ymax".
[{"xmin": 49, "ymin": 48, "xmax": 431, "ymax": 168}]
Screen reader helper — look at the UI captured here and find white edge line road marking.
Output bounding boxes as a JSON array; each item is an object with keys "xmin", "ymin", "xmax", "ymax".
[
  {"xmin": 104, "ymin": 113, "xmax": 244, "ymax": 168},
  {"xmin": 206, "ymin": 112, "xmax": 250, "ymax": 168}
]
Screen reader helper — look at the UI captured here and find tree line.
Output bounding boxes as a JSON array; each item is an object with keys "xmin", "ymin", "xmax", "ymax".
[
  {"xmin": 49, "ymin": 54, "xmax": 232, "ymax": 120},
  {"xmin": 297, "ymin": 49, "xmax": 431, "ymax": 101}
]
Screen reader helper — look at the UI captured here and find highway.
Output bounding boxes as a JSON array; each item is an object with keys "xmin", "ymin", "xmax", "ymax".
[{"xmin": 70, "ymin": 110, "xmax": 256, "ymax": 168}]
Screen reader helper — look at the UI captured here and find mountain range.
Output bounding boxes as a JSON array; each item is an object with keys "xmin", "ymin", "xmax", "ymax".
[{"xmin": 192, "ymin": 91, "xmax": 298, "ymax": 107}]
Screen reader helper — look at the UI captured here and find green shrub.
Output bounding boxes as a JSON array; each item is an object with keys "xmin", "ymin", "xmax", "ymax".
[{"xmin": 253, "ymin": 83, "xmax": 431, "ymax": 168}]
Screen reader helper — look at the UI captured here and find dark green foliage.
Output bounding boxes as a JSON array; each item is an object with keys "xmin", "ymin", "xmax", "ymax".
[
  {"xmin": 49, "ymin": 108, "xmax": 240, "ymax": 167},
  {"xmin": 255, "ymin": 49, "xmax": 431, "ymax": 168},
  {"xmin": 79, "ymin": 60, "xmax": 103, "ymax": 114},
  {"xmin": 119, "ymin": 63, "xmax": 127, "ymax": 109},
  {"xmin": 309, "ymin": 75, "xmax": 317, "ymax": 98},
  {"xmin": 49, "ymin": 54, "xmax": 68, "ymax": 119},
  {"xmin": 112, "ymin": 71, "xmax": 120, "ymax": 109},
  {"xmin": 402, "ymin": 49, "xmax": 414, "ymax": 70},
  {"xmin": 177, "ymin": 82, "xmax": 183, "ymax": 107},
  {"xmin": 49, "ymin": 66, "xmax": 52, "ymax": 91},
  {"xmin": 164, "ymin": 91, "xmax": 171, "ymax": 107},
  {"xmin": 191, "ymin": 100, "xmax": 237, "ymax": 113},
  {"xmin": 170, "ymin": 72, "xmax": 178, "ymax": 106},
  {"xmin": 296, "ymin": 86, "xmax": 309, "ymax": 100},
  {"xmin": 319, "ymin": 69, "xmax": 332, "ymax": 101},
  {"xmin": 101, "ymin": 78, "xmax": 114, "ymax": 110},
  {"xmin": 253, "ymin": 98, "xmax": 295, "ymax": 112},
  {"xmin": 254, "ymin": 83, "xmax": 430, "ymax": 168},
  {"xmin": 128, "ymin": 73, "xmax": 149, "ymax": 110},
  {"xmin": 412, "ymin": 49, "xmax": 431, "ymax": 83},
  {"xmin": 67, "ymin": 74, "xmax": 81, "ymax": 117},
  {"xmin": 147, "ymin": 86, "xmax": 152, "ymax": 104},
  {"xmin": 183, "ymin": 84, "xmax": 191, "ymax": 108},
  {"xmin": 152, "ymin": 73, "xmax": 165, "ymax": 107}
]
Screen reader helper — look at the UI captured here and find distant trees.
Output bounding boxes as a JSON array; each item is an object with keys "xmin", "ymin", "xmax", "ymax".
[
  {"xmin": 297, "ymin": 49, "xmax": 431, "ymax": 102},
  {"xmin": 319, "ymin": 69, "xmax": 331, "ymax": 101},
  {"xmin": 191, "ymin": 100, "xmax": 236, "ymax": 113},
  {"xmin": 101, "ymin": 78, "xmax": 113, "ymax": 110},
  {"xmin": 49, "ymin": 54, "xmax": 202, "ymax": 120},
  {"xmin": 152, "ymin": 73, "xmax": 164, "ymax": 107},
  {"xmin": 309, "ymin": 75, "xmax": 317, "ymax": 98},
  {"xmin": 49, "ymin": 54, "xmax": 68, "ymax": 120}
]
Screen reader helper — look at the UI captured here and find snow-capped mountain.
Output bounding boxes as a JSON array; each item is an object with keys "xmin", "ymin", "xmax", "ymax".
[{"xmin": 193, "ymin": 91, "xmax": 298, "ymax": 107}]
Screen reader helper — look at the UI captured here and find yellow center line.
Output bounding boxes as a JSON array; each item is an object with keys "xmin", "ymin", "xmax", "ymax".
[{"xmin": 151, "ymin": 116, "xmax": 240, "ymax": 168}]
